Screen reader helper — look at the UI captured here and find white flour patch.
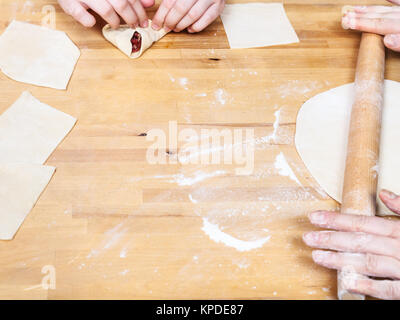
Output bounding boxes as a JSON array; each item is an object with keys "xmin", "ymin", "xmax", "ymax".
[
  {"xmin": 156, "ymin": 170, "xmax": 227, "ymax": 186},
  {"xmin": 168, "ymin": 73, "xmax": 176, "ymax": 83},
  {"xmin": 277, "ymin": 80, "xmax": 323, "ymax": 99},
  {"xmin": 274, "ymin": 152, "xmax": 302, "ymax": 186},
  {"xmin": 214, "ymin": 88, "xmax": 227, "ymax": 105},
  {"xmin": 179, "ymin": 77, "xmax": 189, "ymax": 90},
  {"xmin": 267, "ymin": 108, "xmax": 281, "ymax": 143},
  {"xmin": 87, "ymin": 222, "xmax": 129, "ymax": 258},
  {"xmin": 201, "ymin": 218, "xmax": 270, "ymax": 252},
  {"xmin": 120, "ymin": 246, "xmax": 128, "ymax": 258},
  {"xmin": 188, "ymin": 194, "xmax": 198, "ymax": 203},
  {"xmin": 120, "ymin": 269, "xmax": 130, "ymax": 276}
]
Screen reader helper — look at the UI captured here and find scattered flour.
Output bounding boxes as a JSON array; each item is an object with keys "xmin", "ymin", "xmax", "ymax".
[
  {"xmin": 268, "ymin": 108, "xmax": 281, "ymax": 143},
  {"xmin": 201, "ymin": 218, "xmax": 270, "ymax": 252},
  {"xmin": 214, "ymin": 88, "xmax": 227, "ymax": 105},
  {"xmin": 274, "ymin": 152, "xmax": 302, "ymax": 186},
  {"xmin": 156, "ymin": 170, "xmax": 227, "ymax": 186},
  {"xmin": 179, "ymin": 77, "xmax": 189, "ymax": 90}
]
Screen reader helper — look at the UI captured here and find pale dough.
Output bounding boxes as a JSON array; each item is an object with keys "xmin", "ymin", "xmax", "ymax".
[
  {"xmin": 220, "ymin": 3, "xmax": 299, "ymax": 49},
  {"xmin": 295, "ymin": 80, "xmax": 400, "ymax": 216},
  {"xmin": 0, "ymin": 91, "xmax": 76, "ymax": 164},
  {"xmin": 0, "ymin": 164, "xmax": 55, "ymax": 240},
  {"xmin": 0, "ymin": 20, "xmax": 80, "ymax": 90},
  {"xmin": 102, "ymin": 20, "xmax": 168, "ymax": 58}
]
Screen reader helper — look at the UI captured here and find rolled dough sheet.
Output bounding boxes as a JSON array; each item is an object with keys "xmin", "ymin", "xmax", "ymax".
[
  {"xmin": 220, "ymin": 3, "xmax": 299, "ymax": 49},
  {"xmin": 295, "ymin": 80, "xmax": 400, "ymax": 216},
  {"xmin": 0, "ymin": 163, "xmax": 55, "ymax": 240},
  {"xmin": 0, "ymin": 91, "xmax": 76, "ymax": 164},
  {"xmin": 103, "ymin": 20, "xmax": 168, "ymax": 58},
  {"xmin": 0, "ymin": 20, "xmax": 80, "ymax": 90}
]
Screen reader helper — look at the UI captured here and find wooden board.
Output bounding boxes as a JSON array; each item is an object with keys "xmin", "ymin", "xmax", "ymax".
[{"xmin": 0, "ymin": 0, "xmax": 399, "ymax": 299}]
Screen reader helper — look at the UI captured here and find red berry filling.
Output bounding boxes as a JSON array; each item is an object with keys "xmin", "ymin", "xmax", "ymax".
[{"xmin": 131, "ymin": 31, "xmax": 142, "ymax": 54}]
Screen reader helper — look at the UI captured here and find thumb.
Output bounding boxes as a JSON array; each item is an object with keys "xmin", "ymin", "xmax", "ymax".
[
  {"xmin": 140, "ymin": 0, "xmax": 155, "ymax": 8},
  {"xmin": 384, "ymin": 34, "xmax": 400, "ymax": 52},
  {"xmin": 379, "ymin": 189, "xmax": 400, "ymax": 215}
]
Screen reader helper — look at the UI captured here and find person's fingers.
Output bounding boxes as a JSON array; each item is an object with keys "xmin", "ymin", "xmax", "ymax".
[
  {"xmin": 152, "ymin": 0, "xmax": 176, "ymax": 31},
  {"xmin": 303, "ymin": 231, "xmax": 400, "ymax": 260},
  {"xmin": 187, "ymin": 3, "xmax": 221, "ymax": 33},
  {"xmin": 107, "ymin": 0, "xmax": 138, "ymax": 28},
  {"xmin": 388, "ymin": 0, "xmax": 400, "ymax": 7},
  {"xmin": 163, "ymin": 0, "xmax": 197, "ymax": 31},
  {"xmin": 380, "ymin": 189, "xmax": 400, "ymax": 214},
  {"xmin": 351, "ymin": 5, "xmax": 400, "ymax": 14},
  {"xmin": 59, "ymin": 0, "xmax": 96, "ymax": 27},
  {"xmin": 130, "ymin": 0, "xmax": 148, "ymax": 27},
  {"xmin": 312, "ymin": 250, "xmax": 400, "ymax": 279},
  {"xmin": 342, "ymin": 14, "xmax": 400, "ymax": 34},
  {"xmin": 174, "ymin": 0, "xmax": 213, "ymax": 32},
  {"xmin": 346, "ymin": 278, "xmax": 400, "ymax": 300},
  {"xmin": 348, "ymin": 11, "xmax": 400, "ymax": 19},
  {"xmin": 384, "ymin": 34, "xmax": 400, "ymax": 51},
  {"xmin": 308, "ymin": 211, "xmax": 400, "ymax": 239},
  {"xmin": 85, "ymin": 0, "xmax": 120, "ymax": 28},
  {"xmin": 140, "ymin": 0, "xmax": 155, "ymax": 8}
]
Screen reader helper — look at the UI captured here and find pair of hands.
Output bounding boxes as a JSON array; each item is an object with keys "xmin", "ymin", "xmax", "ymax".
[
  {"xmin": 342, "ymin": 0, "xmax": 400, "ymax": 52},
  {"xmin": 58, "ymin": 0, "xmax": 225, "ymax": 33},
  {"xmin": 308, "ymin": 0, "xmax": 400, "ymax": 300},
  {"xmin": 304, "ymin": 189, "xmax": 400, "ymax": 300}
]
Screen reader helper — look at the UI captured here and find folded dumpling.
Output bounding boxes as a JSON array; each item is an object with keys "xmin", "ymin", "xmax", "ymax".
[{"xmin": 102, "ymin": 20, "xmax": 168, "ymax": 58}]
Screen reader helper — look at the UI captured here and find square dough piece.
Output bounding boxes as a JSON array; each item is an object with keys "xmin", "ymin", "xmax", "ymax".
[
  {"xmin": 0, "ymin": 20, "xmax": 80, "ymax": 90},
  {"xmin": 0, "ymin": 91, "xmax": 76, "ymax": 164},
  {"xmin": 220, "ymin": 3, "xmax": 299, "ymax": 49},
  {"xmin": 0, "ymin": 164, "xmax": 55, "ymax": 240}
]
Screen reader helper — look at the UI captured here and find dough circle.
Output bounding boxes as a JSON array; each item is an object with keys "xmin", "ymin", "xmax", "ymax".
[{"xmin": 295, "ymin": 80, "xmax": 400, "ymax": 216}]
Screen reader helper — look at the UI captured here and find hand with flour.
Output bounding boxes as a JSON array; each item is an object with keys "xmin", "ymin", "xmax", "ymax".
[
  {"xmin": 342, "ymin": 0, "xmax": 400, "ymax": 52},
  {"xmin": 58, "ymin": 0, "xmax": 154, "ymax": 29},
  {"xmin": 303, "ymin": 189, "xmax": 400, "ymax": 300},
  {"xmin": 151, "ymin": 0, "xmax": 225, "ymax": 33}
]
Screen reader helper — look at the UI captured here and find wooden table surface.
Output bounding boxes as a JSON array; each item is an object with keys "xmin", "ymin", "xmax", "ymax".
[{"xmin": 0, "ymin": 0, "xmax": 399, "ymax": 300}]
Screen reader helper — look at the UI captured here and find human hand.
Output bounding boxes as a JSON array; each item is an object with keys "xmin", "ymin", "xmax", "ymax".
[
  {"xmin": 342, "ymin": 0, "xmax": 400, "ymax": 52},
  {"xmin": 303, "ymin": 189, "xmax": 400, "ymax": 300},
  {"xmin": 58, "ymin": 0, "xmax": 154, "ymax": 29},
  {"xmin": 151, "ymin": 0, "xmax": 225, "ymax": 33}
]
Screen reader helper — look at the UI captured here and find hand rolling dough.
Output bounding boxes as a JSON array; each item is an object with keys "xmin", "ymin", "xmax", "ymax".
[
  {"xmin": 295, "ymin": 80, "xmax": 400, "ymax": 216},
  {"xmin": 102, "ymin": 20, "xmax": 168, "ymax": 58}
]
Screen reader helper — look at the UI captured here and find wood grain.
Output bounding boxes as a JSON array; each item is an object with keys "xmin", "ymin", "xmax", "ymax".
[{"xmin": 0, "ymin": 0, "xmax": 399, "ymax": 300}]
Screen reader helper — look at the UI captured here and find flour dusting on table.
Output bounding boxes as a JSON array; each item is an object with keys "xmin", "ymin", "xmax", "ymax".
[{"xmin": 201, "ymin": 217, "xmax": 270, "ymax": 252}]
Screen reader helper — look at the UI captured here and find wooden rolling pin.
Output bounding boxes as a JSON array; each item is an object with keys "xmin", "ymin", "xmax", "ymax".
[{"xmin": 337, "ymin": 32, "xmax": 386, "ymax": 300}]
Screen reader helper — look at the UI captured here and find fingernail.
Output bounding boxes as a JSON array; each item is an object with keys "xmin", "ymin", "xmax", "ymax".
[
  {"xmin": 341, "ymin": 5, "xmax": 354, "ymax": 15},
  {"xmin": 308, "ymin": 211, "xmax": 327, "ymax": 225},
  {"xmin": 342, "ymin": 16, "xmax": 356, "ymax": 30},
  {"xmin": 385, "ymin": 35, "xmax": 399, "ymax": 48},
  {"xmin": 163, "ymin": 26, "xmax": 171, "ymax": 33},
  {"xmin": 152, "ymin": 23, "xmax": 160, "ymax": 30},
  {"xmin": 382, "ymin": 189, "xmax": 397, "ymax": 199},
  {"xmin": 141, "ymin": 20, "xmax": 149, "ymax": 28},
  {"xmin": 353, "ymin": 5, "xmax": 367, "ymax": 12},
  {"xmin": 303, "ymin": 232, "xmax": 317, "ymax": 244},
  {"xmin": 312, "ymin": 250, "xmax": 329, "ymax": 263},
  {"xmin": 346, "ymin": 11, "xmax": 356, "ymax": 18}
]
